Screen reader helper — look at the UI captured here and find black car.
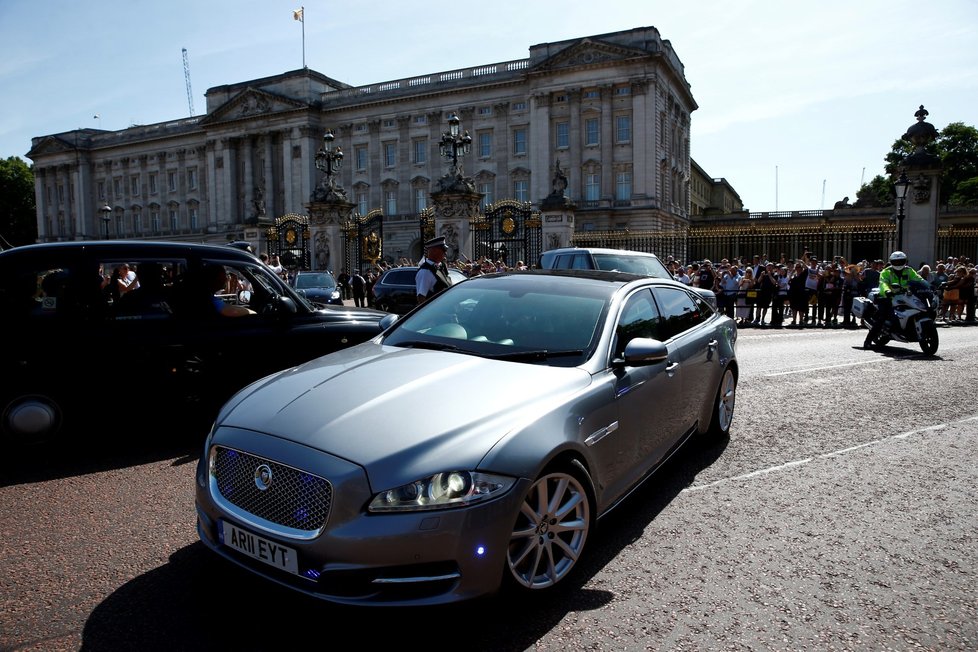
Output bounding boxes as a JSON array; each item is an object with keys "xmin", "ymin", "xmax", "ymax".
[
  {"xmin": 371, "ymin": 265, "xmax": 468, "ymax": 314},
  {"xmin": 0, "ymin": 241, "xmax": 386, "ymax": 445},
  {"xmin": 292, "ymin": 270, "xmax": 343, "ymax": 306}
]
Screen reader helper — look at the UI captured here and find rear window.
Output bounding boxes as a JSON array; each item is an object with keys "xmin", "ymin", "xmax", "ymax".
[
  {"xmin": 384, "ymin": 270, "xmax": 416, "ymax": 285},
  {"xmin": 592, "ymin": 253, "xmax": 671, "ymax": 278}
]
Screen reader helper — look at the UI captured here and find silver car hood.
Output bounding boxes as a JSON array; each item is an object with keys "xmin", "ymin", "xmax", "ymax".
[{"xmin": 219, "ymin": 341, "xmax": 591, "ymax": 488}]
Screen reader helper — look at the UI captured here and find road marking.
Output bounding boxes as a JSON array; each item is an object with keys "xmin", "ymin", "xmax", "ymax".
[
  {"xmin": 684, "ymin": 414, "xmax": 976, "ymax": 493},
  {"xmin": 764, "ymin": 358, "xmax": 894, "ymax": 376}
]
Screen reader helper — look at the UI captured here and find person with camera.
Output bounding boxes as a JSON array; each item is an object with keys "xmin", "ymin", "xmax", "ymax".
[{"xmin": 864, "ymin": 251, "xmax": 922, "ymax": 349}]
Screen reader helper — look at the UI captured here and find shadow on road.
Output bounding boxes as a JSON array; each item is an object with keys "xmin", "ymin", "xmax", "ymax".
[
  {"xmin": 79, "ymin": 434, "xmax": 728, "ymax": 651},
  {"xmin": 2, "ymin": 416, "xmax": 208, "ymax": 488}
]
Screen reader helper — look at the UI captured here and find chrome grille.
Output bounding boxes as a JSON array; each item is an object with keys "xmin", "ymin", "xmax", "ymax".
[{"xmin": 211, "ymin": 446, "xmax": 332, "ymax": 532}]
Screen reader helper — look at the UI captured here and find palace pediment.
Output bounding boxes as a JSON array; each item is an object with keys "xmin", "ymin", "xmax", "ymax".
[
  {"xmin": 26, "ymin": 136, "xmax": 75, "ymax": 158},
  {"xmin": 532, "ymin": 38, "xmax": 648, "ymax": 72},
  {"xmin": 200, "ymin": 88, "xmax": 309, "ymax": 125}
]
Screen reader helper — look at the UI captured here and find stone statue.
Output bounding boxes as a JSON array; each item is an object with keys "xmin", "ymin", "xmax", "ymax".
[
  {"xmin": 315, "ymin": 232, "xmax": 330, "ymax": 270},
  {"xmin": 440, "ymin": 223, "xmax": 459, "ymax": 256},
  {"xmin": 833, "ymin": 196, "xmax": 850, "ymax": 209},
  {"xmin": 552, "ymin": 161, "xmax": 568, "ymax": 197},
  {"xmin": 253, "ymin": 186, "xmax": 266, "ymax": 217}
]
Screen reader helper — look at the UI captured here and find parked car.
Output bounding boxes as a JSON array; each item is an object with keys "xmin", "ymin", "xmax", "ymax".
[
  {"xmin": 370, "ymin": 265, "xmax": 468, "ymax": 314},
  {"xmin": 541, "ymin": 247, "xmax": 718, "ymax": 309},
  {"xmin": 195, "ymin": 269, "xmax": 738, "ymax": 606},
  {"xmin": 292, "ymin": 270, "xmax": 343, "ymax": 306},
  {"xmin": 0, "ymin": 241, "xmax": 386, "ymax": 445},
  {"xmin": 539, "ymin": 247, "xmax": 673, "ymax": 278}
]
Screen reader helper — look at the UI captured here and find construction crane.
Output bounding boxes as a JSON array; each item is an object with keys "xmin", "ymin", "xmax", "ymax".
[{"xmin": 182, "ymin": 48, "xmax": 195, "ymax": 117}]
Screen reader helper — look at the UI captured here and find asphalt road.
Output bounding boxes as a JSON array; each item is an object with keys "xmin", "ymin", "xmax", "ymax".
[{"xmin": 2, "ymin": 323, "xmax": 976, "ymax": 651}]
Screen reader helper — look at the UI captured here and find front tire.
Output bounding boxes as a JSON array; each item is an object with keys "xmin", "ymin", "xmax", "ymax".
[
  {"xmin": 707, "ymin": 366, "xmax": 737, "ymax": 437},
  {"xmin": 505, "ymin": 464, "xmax": 593, "ymax": 592},
  {"xmin": 919, "ymin": 320, "xmax": 939, "ymax": 355}
]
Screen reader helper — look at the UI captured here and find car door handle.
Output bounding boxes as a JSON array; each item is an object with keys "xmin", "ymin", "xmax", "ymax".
[
  {"xmin": 708, "ymin": 339, "xmax": 718, "ymax": 350},
  {"xmin": 665, "ymin": 361, "xmax": 679, "ymax": 375}
]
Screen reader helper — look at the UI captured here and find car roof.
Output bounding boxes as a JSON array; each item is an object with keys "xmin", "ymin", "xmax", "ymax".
[
  {"xmin": 543, "ymin": 247, "xmax": 662, "ymax": 258},
  {"xmin": 0, "ymin": 240, "xmax": 260, "ymax": 262}
]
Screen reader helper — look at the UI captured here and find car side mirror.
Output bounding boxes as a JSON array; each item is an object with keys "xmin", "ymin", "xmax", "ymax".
[
  {"xmin": 238, "ymin": 290, "xmax": 252, "ymax": 305},
  {"xmin": 613, "ymin": 337, "xmax": 668, "ymax": 368}
]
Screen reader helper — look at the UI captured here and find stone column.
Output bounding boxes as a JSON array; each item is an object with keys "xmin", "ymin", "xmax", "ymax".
[
  {"xmin": 540, "ymin": 168, "xmax": 577, "ymax": 251},
  {"xmin": 430, "ymin": 175, "xmax": 481, "ymax": 262},
  {"xmin": 308, "ymin": 198, "xmax": 355, "ymax": 273},
  {"xmin": 899, "ymin": 106, "xmax": 942, "ymax": 265}
]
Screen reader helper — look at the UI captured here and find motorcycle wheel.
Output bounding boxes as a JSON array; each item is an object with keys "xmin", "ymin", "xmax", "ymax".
[{"xmin": 919, "ymin": 320, "xmax": 939, "ymax": 355}]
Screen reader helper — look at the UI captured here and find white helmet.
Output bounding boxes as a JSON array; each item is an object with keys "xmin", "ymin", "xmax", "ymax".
[{"xmin": 889, "ymin": 251, "xmax": 907, "ymax": 270}]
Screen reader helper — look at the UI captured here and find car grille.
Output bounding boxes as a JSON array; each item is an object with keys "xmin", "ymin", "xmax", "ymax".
[{"xmin": 211, "ymin": 446, "xmax": 332, "ymax": 533}]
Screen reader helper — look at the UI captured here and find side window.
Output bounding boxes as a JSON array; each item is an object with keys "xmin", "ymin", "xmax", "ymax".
[
  {"xmin": 653, "ymin": 287, "xmax": 704, "ymax": 340},
  {"xmin": 105, "ymin": 259, "xmax": 183, "ymax": 319},
  {"xmin": 614, "ymin": 289, "xmax": 663, "ymax": 357}
]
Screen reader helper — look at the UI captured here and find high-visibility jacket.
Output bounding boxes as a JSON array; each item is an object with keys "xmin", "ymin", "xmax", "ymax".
[{"xmin": 879, "ymin": 265, "xmax": 922, "ymax": 297}]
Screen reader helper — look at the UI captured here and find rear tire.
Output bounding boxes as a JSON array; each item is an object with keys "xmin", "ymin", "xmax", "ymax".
[
  {"xmin": 504, "ymin": 462, "xmax": 593, "ymax": 593},
  {"xmin": 919, "ymin": 320, "xmax": 939, "ymax": 355}
]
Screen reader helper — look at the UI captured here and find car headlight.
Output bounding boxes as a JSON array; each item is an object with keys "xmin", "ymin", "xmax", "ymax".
[
  {"xmin": 368, "ymin": 471, "xmax": 516, "ymax": 512},
  {"xmin": 331, "ymin": 290, "xmax": 341, "ymax": 300}
]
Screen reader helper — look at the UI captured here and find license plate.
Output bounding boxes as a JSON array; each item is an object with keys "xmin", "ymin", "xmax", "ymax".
[{"xmin": 220, "ymin": 521, "xmax": 299, "ymax": 575}]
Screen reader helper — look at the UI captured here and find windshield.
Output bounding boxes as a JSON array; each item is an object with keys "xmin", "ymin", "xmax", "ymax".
[{"xmin": 383, "ymin": 275, "xmax": 610, "ymax": 367}]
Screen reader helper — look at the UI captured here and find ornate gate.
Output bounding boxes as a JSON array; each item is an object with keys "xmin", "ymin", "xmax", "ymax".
[
  {"xmin": 342, "ymin": 209, "xmax": 384, "ymax": 274},
  {"xmin": 470, "ymin": 200, "xmax": 541, "ymax": 267},
  {"xmin": 266, "ymin": 213, "xmax": 311, "ymax": 270}
]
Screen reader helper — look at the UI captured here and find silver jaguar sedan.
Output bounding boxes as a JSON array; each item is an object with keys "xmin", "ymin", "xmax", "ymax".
[{"xmin": 195, "ymin": 269, "xmax": 738, "ymax": 606}]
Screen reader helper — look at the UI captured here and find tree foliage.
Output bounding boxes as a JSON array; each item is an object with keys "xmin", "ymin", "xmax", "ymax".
[
  {"xmin": 854, "ymin": 174, "xmax": 894, "ymax": 208},
  {"xmin": 0, "ymin": 156, "xmax": 37, "ymax": 248},
  {"xmin": 867, "ymin": 121, "xmax": 978, "ymax": 209}
]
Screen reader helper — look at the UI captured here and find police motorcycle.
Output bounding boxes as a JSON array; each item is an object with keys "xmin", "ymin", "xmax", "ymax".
[{"xmin": 853, "ymin": 279, "xmax": 939, "ymax": 355}]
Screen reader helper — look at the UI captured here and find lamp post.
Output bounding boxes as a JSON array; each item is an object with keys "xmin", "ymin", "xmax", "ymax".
[
  {"xmin": 894, "ymin": 169, "xmax": 910, "ymax": 251},
  {"xmin": 100, "ymin": 204, "xmax": 112, "ymax": 239},
  {"xmin": 314, "ymin": 129, "xmax": 343, "ymax": 184},
  {"xmin": 439, "ymin": 113, "xmax": 472, "ymax": 177}
]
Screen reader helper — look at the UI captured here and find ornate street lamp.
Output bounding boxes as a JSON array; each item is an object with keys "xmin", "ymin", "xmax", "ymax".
[
  {"xmin": 314, "ymin": 129, "xmax": 343, "ymax": 181},
  {"xmin": 894, "ymin": 169, "xmax": 910, "ymax": 251},
  {"xmin": 439, "ymin": 113, "xmax": 472, "ymax": 177},
  {"xmin": 100, "ymin": 204, "xmax": 112, "ymax": 239}
]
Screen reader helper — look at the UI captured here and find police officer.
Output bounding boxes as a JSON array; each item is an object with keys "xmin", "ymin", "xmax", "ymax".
[
  {"xmin": 416, "ymin": 236, "xmax": 453, "ymax": 305},
  {"xmin": 864, "ymin": 250, "xmax": 922, "ymax": 349}
]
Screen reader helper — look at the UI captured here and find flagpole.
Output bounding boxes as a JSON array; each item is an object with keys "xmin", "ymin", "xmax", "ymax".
[{"xmin": 301, "ymin": 6, "xmax": 306, "ymax": 68}]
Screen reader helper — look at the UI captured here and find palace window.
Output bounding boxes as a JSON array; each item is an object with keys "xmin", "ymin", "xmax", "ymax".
[
  {"xmin": 385, "ymin": 190, "xmax": 397, "ymax": 215},
  {"xmin": 356, "ymin": 191, "xmax": 368, "ymax": 215},
  {"xmin": 513, "ymin": 128, "xmax": 527, "ymax": 156},
  {"xmin": 479, "ymin": 182, "xmax": 493, "ymax": 209},
  {"xmin": 413, "ymin": 139, "xmax": 427, "ymax": 164},
  {"xmin": 415, "ymin": 188, "xmax": 427, "ymax": 212},
  {"xmin": 167, "ymin": 171, "xmax": 177, "ymax": 192},
  {"xmin": 555, "ymin": 122, "xmax": 569, "ymax": 149},
  {"xmin": 187, "ymin": 167, "xmax": 198, "ymax": 190},
  {"xmin": 189, "ymin": 207, "xmax": 199, "ymax": 229},
  {"xmin": 513, "ymin": 179, "xmax": 528, "ymax": 202},
  {"xmin": 130, "ymin": 174, "xmax": 140, "ymax": 196},
  {"xmin": 615, "ymin": 115, "xmax": 631, "ymax": 143},
  {"xmin": 585, "ymin": 118, "xmax": 600, "ymax": 146},
  {"xmin": 355, "ymin": 146, "xmax": 368, "ymax": 171},
  {"xmin": 169, "ymin": 208, "xmax": 179, "ymax": 231},
  {"xmin": 384, "ymin": 142, "xmax": 396, "ymax": 168},
  {"xmin": 585, "ymin": 173, "xmax": 600, "ymax": 201},
  {"xmin": 478, "ymin": 132, "xmax": 492, "ymax": 158},
  {"xmin": 616, "ymin": 171, "xmax": 632, "ymax": 201},
  {"xmin": 148, "ymin": 173, "xmax": 157, "ymax": 194}
]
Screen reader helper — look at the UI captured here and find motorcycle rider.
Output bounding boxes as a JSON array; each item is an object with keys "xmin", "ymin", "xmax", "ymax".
[{"xmin": 864, "ymin": 250, "xmax": 923, "ymax": 349}]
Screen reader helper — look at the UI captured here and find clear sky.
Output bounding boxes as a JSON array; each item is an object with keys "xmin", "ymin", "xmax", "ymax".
[{"xmin": 1, "ymin": 0, "xmax": 975, "ymax": 212}]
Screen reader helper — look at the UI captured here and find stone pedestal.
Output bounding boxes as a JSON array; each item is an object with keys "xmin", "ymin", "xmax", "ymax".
[
  {"xmin": 430, "ymin": 174, "xmax": 482, "ymax": 262},
  {"xmin": 903, "ymin": 167, "xmax": 941, "ymax": 267},
  {"xmin": 540, "ymin": 193, "xmax": 577, "ymax": 253},
  {"xmin": 307, "ymin": 198, "xmax": 355, "ymax": 272}
]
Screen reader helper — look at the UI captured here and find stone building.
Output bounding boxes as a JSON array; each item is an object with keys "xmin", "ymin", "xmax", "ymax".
[{"xmin": 26, "ymin": 26, "xmax": 701, "ymax": 269}]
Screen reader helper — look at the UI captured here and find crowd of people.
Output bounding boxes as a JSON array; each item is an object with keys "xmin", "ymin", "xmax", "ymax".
[
  {"xmin": 294, "ymin": 243, "xmax": 978, "ymax": 328},
  {"xmin": 666, "ymin": 251, "xmax": 977, "ymax": 328}
]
